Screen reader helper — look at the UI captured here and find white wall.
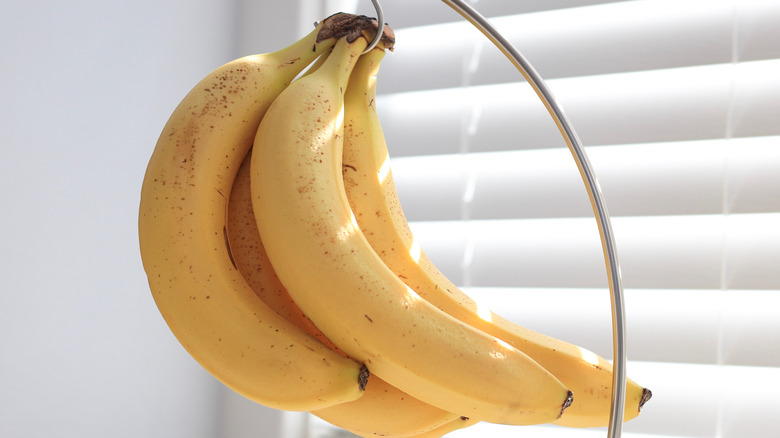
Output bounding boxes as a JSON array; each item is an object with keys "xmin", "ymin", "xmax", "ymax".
[{"xmin": 0, "ymin": 1, "xmax": 323, "ymax": 437}]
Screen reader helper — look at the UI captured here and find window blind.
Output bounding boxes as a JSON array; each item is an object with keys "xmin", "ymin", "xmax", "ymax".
[{"xmin": 306, "ymin": 0, "xmax": 780, "ymax": 437}]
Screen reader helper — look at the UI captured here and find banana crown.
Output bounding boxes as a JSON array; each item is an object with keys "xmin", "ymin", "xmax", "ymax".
[{"xmin": 318, "ymin": 12, "xmax": 395, "ymax": 49}]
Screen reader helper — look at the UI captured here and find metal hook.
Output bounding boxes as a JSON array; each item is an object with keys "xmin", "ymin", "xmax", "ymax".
[
  {"xmin": 440, "ymin": 1, "xmax": 627, "ymax": 437},
  {"xmin": 363, "ymin": 0, "xmax": 385, "ymax": 53}
]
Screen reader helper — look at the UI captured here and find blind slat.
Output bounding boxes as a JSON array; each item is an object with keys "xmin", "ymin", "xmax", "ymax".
[
  {"xmin": 737, "ymin": 0, "xmax": 780, "ymax": 62},
  {"xmin": 464, "ymin": 287, "xmax": 780, "ymax": 367},
  {"xmin": 474, "ymin": 0, "xmax": 734, "ymax": 86},
  {"xmin": 389, "ymin": 136, "xmax": 780, "ymax": 221},
  {"xmin": 408, "ymin": 213, "xmax": 780, "ymax": 290},
  {"xmin": 357, "ymin": 0, "xmax": 630, "ymax": 29},
  {"xmin": 378, "ymin": 60, "xmax": 780, "ymax": 157}
]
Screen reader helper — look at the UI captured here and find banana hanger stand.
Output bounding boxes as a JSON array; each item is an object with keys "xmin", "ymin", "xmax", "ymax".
[{"xmin": 365, "ymin": 0, "xmax": 629, "ymax": 437}]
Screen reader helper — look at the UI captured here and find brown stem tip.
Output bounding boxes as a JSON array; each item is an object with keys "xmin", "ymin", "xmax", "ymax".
[
  {"xmin": 559, "ymin": 391, "xmax": 574, "ymax": 418},
  {"xmin": 317, "ymin": 12, "xmax": 396, "ymax": 50},
  {"xmin": 639, "ymin": 388, "xmax": 653, "ymax": 411},
  {"xmin": 358, "ymin": 364, "xmax": 370, "ymax": 391}
]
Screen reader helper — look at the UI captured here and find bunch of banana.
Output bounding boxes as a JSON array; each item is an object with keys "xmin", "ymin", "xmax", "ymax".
[{"xmin": 140, "ymin": 11, "xmax": 650, "ymax": 438}]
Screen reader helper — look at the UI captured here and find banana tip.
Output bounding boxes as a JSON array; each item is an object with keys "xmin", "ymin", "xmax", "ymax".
[
  {"xmin": 358, "ymin": 364, "xmax": 370, "ymax": 391},
  {"xmin": 639, "ymin": 388, "xmax": 653, "ymax": 411},
  {"xmin": 559, "ymin": 391, "xmax": 574, "ymax": 418}
]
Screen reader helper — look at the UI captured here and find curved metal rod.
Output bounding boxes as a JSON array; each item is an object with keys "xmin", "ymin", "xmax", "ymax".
[
  {"xmin": 439, "ymin": 1, "xmax": 627, "ymax": 437},
  {"xmin": 363, "ymin": 0, "xmax": 385, "ymax": 53}
]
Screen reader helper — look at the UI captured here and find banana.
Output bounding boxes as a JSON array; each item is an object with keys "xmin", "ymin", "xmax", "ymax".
[
  {"xmin": 407, "ymin": 416, "xmax": 480, "ymax": 438},
  {"xmin": 138, "ymin": 14, "xmax": 383, "ymax": 411},
  {"xmin": 225, "ymin": 150, "xmax": 336, "ymax": 349},
  {"xmin": 313, "ymin": 377, "xmax": 460, "ymax": 437},
  {"xmin": 250, "ymin": 34, "xmax": 573, "ymax": 425},
  {"xmin": 227, "ymin": 150, "xmax": 461, "ymax": 437},
  {"xmin": 339, "ymin": 34, "xmax": 652, "ymax": 428}
]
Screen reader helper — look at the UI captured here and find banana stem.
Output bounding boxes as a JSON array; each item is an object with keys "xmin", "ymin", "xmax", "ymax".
[{"xmin": 439, "ymin": 1, "xmax": 628, "ymax": 437}]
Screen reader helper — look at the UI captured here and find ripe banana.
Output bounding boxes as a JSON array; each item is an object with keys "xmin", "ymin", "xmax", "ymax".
[
  {"xmin": 339, "ymin": 32, "xmax": 652, "ymax": 428},
  {"xmin": 138, "ymin": 15, "xmax": 383, "ymax": 411},
  {"xmin": 313, "ymin": 378, "xmax": 461, "ymax": 437},
  {"xmin": 408, "ymin": 416, "xmax": 480, "ymax": 438},
  {"xmin": 227, "ymin": 150, "xmax": 461, "ymax": 437},
  {"xmin": 250, "ymin": 34, "xmax": 573, "ymax": 425}
]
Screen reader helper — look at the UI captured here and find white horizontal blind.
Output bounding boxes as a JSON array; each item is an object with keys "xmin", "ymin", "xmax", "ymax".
[{"xmin": 305, "ymin": 0, "xmax": 780, "ymax": 437}]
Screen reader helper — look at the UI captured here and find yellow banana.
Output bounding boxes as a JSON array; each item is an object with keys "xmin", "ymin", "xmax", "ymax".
[
  {"xmin": 339, "ymin": 34, "xmax": 652, "ymax": 428},
  {"xmin": 227, "ymin": 150, "xmax": 461, "ymax": 437},
  {"xmin": 313, "ymin": 378, "xmax": 461, "ymax": 437},
  {"xmin": 138, "ymin": 15, "xmax": 381, "ymax": 411},
  {"xmin": 407, "ymin": 416, "xmax": 480, "ymax": 438},
  {"xmin": 250, "ymin": 35, "xmax": 573, "ymax": 425}
]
